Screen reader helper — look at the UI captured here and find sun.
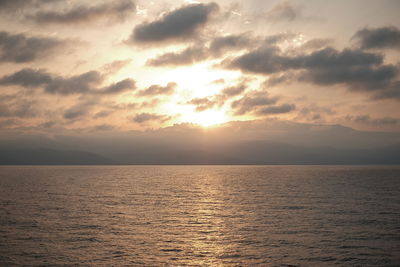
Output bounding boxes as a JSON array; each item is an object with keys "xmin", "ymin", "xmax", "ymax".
[{"xmin": 180, "ymin": 109, "xmax": 228, "ymax": 127}]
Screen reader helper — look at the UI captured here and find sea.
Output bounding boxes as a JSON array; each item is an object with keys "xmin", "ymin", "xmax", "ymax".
[{"xmin": 0, "ymin": 165, "xmax": 399, "ymax": 266}]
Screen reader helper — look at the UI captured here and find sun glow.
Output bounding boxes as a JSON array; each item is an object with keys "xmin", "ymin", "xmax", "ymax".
[{"xmin": 180, "ymin": 109, "xmax": 228, "ymax": 127}]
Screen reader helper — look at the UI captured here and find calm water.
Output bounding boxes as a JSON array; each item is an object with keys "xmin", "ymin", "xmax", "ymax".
[{"xmin": 0, "ymin": 165, "xmax": 399, "ymax": 266}]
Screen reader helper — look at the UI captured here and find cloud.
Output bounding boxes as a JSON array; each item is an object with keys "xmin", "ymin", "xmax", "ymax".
[
  {"xmin": 265, "ymin": 1, "xmax": 304, "ymax": 22},
  {"xmin": 92, "ymin": 124, "xmax": 115, "ymax": 131},
  {"xmin": 353, "ymin": 26, "xmax": 400, "ymax": 50},
  {"xmin": 63, "ymin": 106, "xmax": 89, "ymax": 120},
  {"xmin": 46, "ymin": 71, "xmax": 103, "ymax": 94},
  {"xmin": 187, "ymin": 97, "xmax": 217, "ymax": 112},
  {"xmin": 231, "ymin": 91, "xmax": 279, "ymax": 115},
  {"xmin": 0, "ymin": 0, "xmax": 31, "ymax": 11},
  {"xmin": 63, "ymin": 99, "xmax": 99, "ymax": 120},
  {"xmin": 225, "ymin": 45, "xmax": 400, "ymax": 99},
  {"xmin": 0, "ymin": 68, "xmax": 136, "ymax": 95},
  {"xmin": 147, "ymin": 33, "xmax": 255, "ymax": 67},
  {"xmin": 209, "ymin": 33, "xmax": 253, "ymax": 55},
  {"xmin": 264, "ymin": 72, "xmax": 296, "ymax": 87},
  {"xmin": 348, "ymin": 115, "xmax": 400, "ymax": 126},
  {"xmin": 302, "ymin": 64, "xmax": 398, "ymax": 91},
  {"xmin": 299, "ymin": 38, "xmax": 333, "ymax": 51},
  {"xmin": 94, "ymin": 110, "xmax": 113, "ymax": 119},
  {"xmin": 0, "ymin": 68, "xmax": 53, "ymax": 87},
  {"xmin": 0, "ymin": 97, "xmax": 38, "ymax": 118},
  {"xmin": 130, "ymin": 2, "xmax": 218, "ymax": 43},
  {"xmin": 227, "ymin": 46, "xmax": 383, "ymax": 74},
  {"xmin": 256, "ymin": 103, "xmax": 295, "ymax": 115},
  {"xmin": 0, "ymin": 118, "xmax": 21, "ymax": 129},
  {"xmin": 0, "ymin": 31, "xmax": 67, "ymax": 63},
  {"xmin": 147, "ymin": 45, "xmax": 208, "ymax": 66},
  {"xmin": 220, "ymin": 83, "xmax": 247, "ymax": 97},
  {"xmin": 31, "ymin": 0, "xmax": 135, "ymax": 25},
  {"xmin": 0, "ymin": 0, "xmax": 60, "ymax": 12},
  {"xmin": 296, "ymin": 104, "xmax": 335, "ymax": 122},
  {"xmin": 263, "ymin": 32, "xmax": 298, "ymax": 45},
  {"xmin": 186, "ymin": 82, "xmax": 249, "ymax": 112},
  {"xmin": 97, "ymin": 79, "xmax": 136, "ymax": 94},
  {"xmin": 102, "ymin": 59, "xmax": 132, "ymax": 74},
  {"xmin": 373, "ymin": 81, "xmax": 400, "ymax": 100},
  {"xmin": 137, "ymin": 82, "xmax": 176, "ymax": 96},
  {"xmin": 132, "ymin": 113, "xmax": 171, "ymax": 123}
]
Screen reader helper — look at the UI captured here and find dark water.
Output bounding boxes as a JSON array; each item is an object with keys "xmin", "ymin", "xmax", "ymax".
[{"xmin": 0, "ymin": 166, "xmax": 399, "ymax": 266}]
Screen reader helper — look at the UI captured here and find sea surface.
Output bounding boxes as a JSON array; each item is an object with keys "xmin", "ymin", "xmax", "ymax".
[{"xmin": 0, "ymin": 165, "xmax": 399, "ymax": 266}]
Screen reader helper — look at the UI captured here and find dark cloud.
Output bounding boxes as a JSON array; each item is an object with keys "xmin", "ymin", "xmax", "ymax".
[
  {"xmin": 0, "ymin": 68, "xmax": 53, "ymax": 87},
  {"xmin": 187, "ymin": 97, "xmax": 217, "ymax": 112},
  {"xmin": 97, "ymin": 79, "xmax": 136, "ymax": 94},
  {"xmin": 92, "ymin": 124, "xmax": 115, "ymax": 131},
  {"xmin": 132, "ymin": 113, "xmax": 171, "ymax": 123},
  {"xmin": 0, "ymin": 0, "xmax": 30, "ymax": 11},
  {"xmin": 94, "ymin": 110, "xmax": 113, "ymax": 119},
  {"xmin": 147, "ymin": 33, "xmax": 255, "ymax": 67},
  {"xmin": 138, "ymin": 82, "xmax": 176, "ymax": 96},
  {"xmin": 211, "ymin": 83, "xmax": 248, "ymax": 107},
  {"xmin": 225, "ymin": 45, "xmax": 287, "ymax": 74},
  {"xmin": 231, "ymin": 91, "xmax": 279, "ymax": 115},
  {"xmin": 209, "ymin": 33, "xmax": 253, "ymax": 55},
  {"xmin": 0, "ymin": 98, "xmax": 38, "ymax": 118},
  {"xmin": 265, "ymin": 72, "xmax": 296, "ymax": 87},
  {"xmin": 0, "ymin": 31, "xmax": 67, "ymax": 63},
  {"xmin": 303, "ymin": 64, "xmax": 398, "ymax": 91},
  {"xmin": 0, "ymin": 68, "xmax": 136, "ymax": 95},
  {"xmin": 31, "ymin": 0, "xmax": 135, "ymax": 25},
  {"xmin": 349, "ymin": 115, "xmax": 400, "ymax": 125},
  {"xmin": 225, "ymin": 46, "xmax": 400, "ymax": 99},
  {"xmin": 0, "ymin": 0, "xmax": 60, "ymax": 12},
  {"xmin": 228, "ymin": 46, "xmax": 383, "ymax": 74},
  {"xmin": 64, "ymin": 107, "xmax": 89, "ymax": 120},
  {"xmin": 373, "ymin": 81, "xmax": 400, "ymax": 100},
  {"xmin": 353, "ymin": 26, "xmax": 400, "ymax": 50},
  {"xmin": 63, "ymin": 100, "xmax": 98, "ymax": 120},
  {"xmin": 147, "ymin": 46, "xmax": 208, "ymax": 66},
  {"xmin": 130, "ymin": 3, "xmax": 218, "ymax": 43},
  {"xmin": 46, "ymin": 71, "xmax": 103, "ymax": 94},
  {"xmin": 220, "ymin": 83, "xmax": 246, "ymax": 97},
  {"xmin": 256, "ymin": 104, "xmax": 295, "ymax": 115}
]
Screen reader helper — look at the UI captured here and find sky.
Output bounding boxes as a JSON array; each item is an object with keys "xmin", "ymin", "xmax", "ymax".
[{"xmin": 0, "ymin": 0, "xmax": 400, "ymax": 162}]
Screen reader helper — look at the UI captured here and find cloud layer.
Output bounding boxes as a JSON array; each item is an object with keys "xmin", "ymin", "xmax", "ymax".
[
  {"xmin": 0, "ymin": 31, "xmax": 67, "ymax": 63},
  {"xmin": 0, "ymin": 68, "xmax": 136, "ymax": 95},
  {"xmin": 130, "ymin": 3, "xmax": 218, "ymax": 43},
  {"xmin": 353, "ymin": 26, "xmax": 400, "ymax": 50},
  {"xmin": 31, "ymin": 0, "xmax": 136, "ymax": 25}
]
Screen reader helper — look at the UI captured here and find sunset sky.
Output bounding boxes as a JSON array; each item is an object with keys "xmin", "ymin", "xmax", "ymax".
[{"xmin": 0, "ymin": 0, "xmax": 400, "ymax": 158}]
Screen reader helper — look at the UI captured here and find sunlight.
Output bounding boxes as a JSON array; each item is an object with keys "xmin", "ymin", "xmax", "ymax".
[
  {"xmin": 181, "ymin": 109, "xmax": 228, "ymax": 127},
  {"xmin": 156, "ymin": 62, "xmax": 241, "ymax": 98}
]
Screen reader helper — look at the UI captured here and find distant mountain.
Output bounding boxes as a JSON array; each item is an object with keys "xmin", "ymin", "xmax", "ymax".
[
  {"xmin": 0, "ymin": 148, "xmax": 113, "ymax": 165},
  {"xmin": 1, "ymin": 120, "xmax": 400, "ymax": 165},
  {"xmin": 0, "ymin": 143, "xmax": 399, "ymax": 165},
  {"xmin": 218, "ymin": 141, "xmax": 400, "ymax": 165}
]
